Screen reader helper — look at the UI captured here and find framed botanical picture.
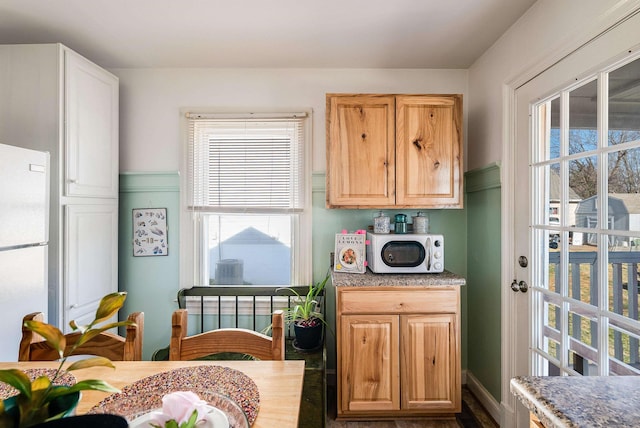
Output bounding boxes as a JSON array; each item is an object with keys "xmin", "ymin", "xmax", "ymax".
[{"xmin": 132, "ymin": 208, "xmax": 168, "ymax": 256}]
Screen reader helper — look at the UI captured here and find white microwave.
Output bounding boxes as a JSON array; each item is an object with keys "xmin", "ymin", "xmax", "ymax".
[{"xmin": 366, "ymin": 232, "xmax": 444, "ymax": 273}]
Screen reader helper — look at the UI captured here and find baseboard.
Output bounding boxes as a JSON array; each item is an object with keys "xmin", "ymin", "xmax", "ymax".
[{"xmin": 465, "ymin": 371, "xmax": 501, "ymax": 424}]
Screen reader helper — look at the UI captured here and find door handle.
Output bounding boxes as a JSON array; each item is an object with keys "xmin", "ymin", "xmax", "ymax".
[{"xmin": 511, "ymin": 279, "xmax": 528, "ymax": 293}]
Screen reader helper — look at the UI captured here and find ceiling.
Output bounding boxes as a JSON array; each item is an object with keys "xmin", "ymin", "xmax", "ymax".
[{"xmin": 0, "ymin": 0, "xmax": 536, "ymax": 69}]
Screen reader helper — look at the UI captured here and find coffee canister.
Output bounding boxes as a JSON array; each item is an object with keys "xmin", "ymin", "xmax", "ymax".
[
  {"xmin": 373, "ymin": 211, "xmax": 390, "ymax": 234},
  {"xmin": 394, "ymin": 213, "xmax": 408, "ymax": 234},
  {"xmin": 412, "ymin": 212, "xmax": 429, "ymax": 234}
]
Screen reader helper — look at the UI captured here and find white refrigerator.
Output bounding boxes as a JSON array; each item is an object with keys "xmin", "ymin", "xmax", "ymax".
[{"xmin": 0, "ymin": 143, "xmax": 49, "ymax": 361}]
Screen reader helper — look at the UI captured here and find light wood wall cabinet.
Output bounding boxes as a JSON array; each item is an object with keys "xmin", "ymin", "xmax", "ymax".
[
  {"xmin": 336, "ymin": 286, "xmax": 461, "ymax": 420},
  {"xmin": 0, "ymin": 43, "xmax": 119, "ymax": 330},
  {"xmin": 326, "ymin": 94, "xmax": 463, "ymax": 209}
]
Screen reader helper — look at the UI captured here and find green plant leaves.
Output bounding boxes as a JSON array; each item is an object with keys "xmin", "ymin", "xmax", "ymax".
[
  {"xmin": 3, "ymin": 291, "xmax": 131, "ymax": 427},
  {"xmin": 92, "ymin": 292, "xmax": 128, "ymax": 326},
  {"xmin": 22, "ymin": 321, "xmax": 65, "ymax": 360},
  {"xmin": 50, "ymin": 380, "xmax": 120, "ymax": 398},
  {"xmin": 65, "ymin": 356, "xmax": 115, "ymax": 372},
  {"xmin": 0, "ymin": 370, "xmax": 32, "ymax": 398}
]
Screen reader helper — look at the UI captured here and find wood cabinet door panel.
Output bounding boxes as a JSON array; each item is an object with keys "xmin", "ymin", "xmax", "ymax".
[
  {"xmin": 340, "ymin": 314, "xmax": 400, "ymax": 412},
  {"xmin": 326, "ymin": 95, "xmax": 395, "ymax": 207},
  {"xmin": 401, "ymin": 314, "xmax": 460, "ymax": 412},
  {"xmin": 395, "ymin": 95, "xmax": 462, "ymax": 207}
]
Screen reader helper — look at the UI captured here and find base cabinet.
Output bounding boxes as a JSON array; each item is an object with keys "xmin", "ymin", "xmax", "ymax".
[{"xmin": 337, "ymin": 286, "xmax": 460, "ymax": 419}]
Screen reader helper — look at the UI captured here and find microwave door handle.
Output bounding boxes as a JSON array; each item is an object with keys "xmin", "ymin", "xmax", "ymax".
[{"xmin": 426, "ymin": 238, "xmax": 431, "ymax": 270}]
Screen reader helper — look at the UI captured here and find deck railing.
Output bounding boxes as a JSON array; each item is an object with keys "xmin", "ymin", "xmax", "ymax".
[{"xmin": 547, "ymin": 251, "xmax": 640, "ymax": 375}]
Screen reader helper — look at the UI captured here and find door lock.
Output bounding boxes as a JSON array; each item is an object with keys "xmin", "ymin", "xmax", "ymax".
[{"xmin": 511, "ymin": 279, "xmax": 528, "ymax": 293}]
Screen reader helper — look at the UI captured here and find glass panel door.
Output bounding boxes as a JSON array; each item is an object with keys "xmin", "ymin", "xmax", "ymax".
[{"xmin": 531, "ymin": 56, "xmax": 640, "ymax": 377}]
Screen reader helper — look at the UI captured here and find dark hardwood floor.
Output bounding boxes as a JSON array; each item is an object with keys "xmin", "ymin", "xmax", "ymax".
[{"xmin": 325, "ymin": 386, "xmax": 499, "ymax": 428}]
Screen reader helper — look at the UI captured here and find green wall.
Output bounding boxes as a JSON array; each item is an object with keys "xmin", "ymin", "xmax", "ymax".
[
  {"xmin": 465, "ymin": 163, "xmax": 502, "ymax": 401},
  {"xmin": 119, "ymin": 172, "xmax": 468, "ymax": 369},
  {"xmin": 119, "ymin": 172, "xmax": 180, "ymax": 360}
]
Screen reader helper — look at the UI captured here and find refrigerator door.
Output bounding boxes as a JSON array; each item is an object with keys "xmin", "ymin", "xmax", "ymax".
[
  {"xmin": 0, "ymin": 245, "xmax": 48, "ymax": 360},
  {"xmin": 0, "ymin": 143, "xmax": 49, "ymax": 249},
  {"xmin": 0, "ymin": 143, "xmax": 50, "ymax": 361}
]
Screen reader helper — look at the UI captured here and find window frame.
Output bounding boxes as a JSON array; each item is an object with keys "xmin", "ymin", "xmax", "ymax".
[{"xmin": 179, "ymin": 110, "xmax": 313, "ymax": 289}]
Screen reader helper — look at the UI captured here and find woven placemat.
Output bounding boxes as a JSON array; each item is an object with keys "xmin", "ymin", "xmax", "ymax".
[
  {"xmin": 89, "ymin": 365, "xmax": 259, "ymax": 425},
  {"xmin": 0, "ymin": 368, "xmax": 76, "ymax": 400}
]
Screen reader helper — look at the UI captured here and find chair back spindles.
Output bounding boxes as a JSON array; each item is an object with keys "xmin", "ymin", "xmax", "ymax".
[
  {"xmin": 169, "ymin": 309, "xmax": 285, "ymax": 361},
  {"xmin": 19, "ymin": 311, "xmax": 144, "ymax": 362}
]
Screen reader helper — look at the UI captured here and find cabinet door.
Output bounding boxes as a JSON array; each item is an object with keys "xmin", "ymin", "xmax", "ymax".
[
  {"xmin": 401, "ymin": 314, "xmax": 460, "ymax": 412},
  {"xmin": 396, "ymin": 95, "xmax": 462, "ymax": 208},
  {"xmin": 326, "ymin": 95, "xmax": 395, "ymax": 208},
  {"xmin": 340, "ymin": 314, "xmax": 399, "ymax": 412},
  {"xmin": 64, "ymin": 49, "xmax": 119, "ymax": 198},
  {"xmin": 64, "ymin": 204, "xmax": 118, "ymax": 332}
]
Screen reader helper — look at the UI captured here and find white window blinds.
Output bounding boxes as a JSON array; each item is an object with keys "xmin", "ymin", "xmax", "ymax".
[{"xmin": 187, "ymin": 113, "xmax": 307, "ymax": 212}]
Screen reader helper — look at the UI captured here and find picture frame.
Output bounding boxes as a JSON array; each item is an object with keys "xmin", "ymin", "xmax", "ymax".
[{"xmin": 132, "ymin": 208, "xmax": 168, "ymax": 256}]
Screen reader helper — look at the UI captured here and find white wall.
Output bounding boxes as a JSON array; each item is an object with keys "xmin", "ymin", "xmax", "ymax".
[
  {"xmin": 112, "ymin": 68, "xmax": 467, "ymax": 173},
  {"xmin": 467, "ymin": 0, "xmax": 640, "ymax": 170}
]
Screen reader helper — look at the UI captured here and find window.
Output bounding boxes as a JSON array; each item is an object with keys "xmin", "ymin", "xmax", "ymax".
[{"xmin": 183, "ymin": 112, "xmax": 311, "ymax": 288}]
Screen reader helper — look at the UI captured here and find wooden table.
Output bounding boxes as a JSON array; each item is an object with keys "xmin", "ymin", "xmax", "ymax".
[{"xmin": 0, "ymin": 360, "xmax": 305, "ymax": 428}]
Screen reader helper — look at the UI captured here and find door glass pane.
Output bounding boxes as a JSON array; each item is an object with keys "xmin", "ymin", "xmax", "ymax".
[
  {"xmin": 607, "ymin": 232, "xmax": 639, "ymax": 313},
  {"xmin": 571, "ymin": 156, "xmax": 598, "ymax": 248},
  {"xmin": 568, "ymin": 241, "xmax": 598, "ymax": 303},
  {"xmin": 570, "ymin": 156, "xmax": 598, "ymax": 203},
  {"xmin": 569, "ymin": 349, "xmax": 598, "ymax": 375},
  {"xmin": 569, "ymin": 80, "xmax": 598, "ymax": 156},
  {"xmin": 549, "ymin": 97, "xmax": 561, "ymax": 160},
  {"xmin": 607, "ymin": 148, "xmax": 640, "ymax": 234},
  {"xmin": 543, "ymin": 299, "xmax": 561, "ymax": 361},
  {"xmin": 568, "ymin": 301, "xmax": 599, "ymax": 376},
  {"xmin": 608, "ymin": 325, "xmax": 640, "ymax": 375},
  {"xmin": 608, "ymin": 58, "xmax": 640, "ymax": 144}
]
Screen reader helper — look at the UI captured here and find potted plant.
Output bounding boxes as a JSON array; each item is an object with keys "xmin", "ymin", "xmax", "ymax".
[
  {"xmin": 277, "ymin": 274, "xmax": 330, "ymax": 351},
  {"xmin": 0, "ymin": 292, "xmax": 134, "ymax": 428}
]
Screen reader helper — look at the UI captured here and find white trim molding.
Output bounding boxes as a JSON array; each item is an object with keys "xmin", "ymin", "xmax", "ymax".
[{"xmin": 466, "ymin": 371, "xmax": 501, "ymax": 425}]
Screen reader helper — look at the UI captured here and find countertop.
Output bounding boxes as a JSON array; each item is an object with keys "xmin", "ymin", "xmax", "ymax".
[
  {"xmin": 331, "ymin": 268, "xmax": 466, "ymax": 287},
  {"xmin": 510, "ymin": 375, "xmax": 640, "ymax": 427}
]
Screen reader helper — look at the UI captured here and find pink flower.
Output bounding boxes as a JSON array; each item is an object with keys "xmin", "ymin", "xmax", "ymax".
[{"xmin": 149, "ymin": 391, "xmax": 209, "ymax": 427}]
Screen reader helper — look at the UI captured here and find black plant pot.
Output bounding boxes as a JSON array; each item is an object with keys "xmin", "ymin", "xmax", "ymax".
[{"xmin": 293, "ymin": 322, "xmax": 323, "ymax": 351}]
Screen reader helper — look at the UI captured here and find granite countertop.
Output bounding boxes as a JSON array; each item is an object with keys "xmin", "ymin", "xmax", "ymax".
[
  {"xmin": 331, "ymin": 268, "xmax": 466, "ymax": 287},
  {"xmin": 511, "ymin": 375, "xmax": 640, "ymax": 427}
]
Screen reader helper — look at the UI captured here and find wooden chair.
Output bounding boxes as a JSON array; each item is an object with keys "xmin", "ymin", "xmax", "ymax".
[
  {"xmin": 169, "ymin": 309, "xmax": 284, "ymax": 361},
  {"xmin": 19, "ymin": 311, "xmax": 144, "ymax": 361}
]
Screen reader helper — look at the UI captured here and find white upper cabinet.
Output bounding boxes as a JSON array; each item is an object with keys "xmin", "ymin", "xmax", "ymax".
[{"xmin": 64, "ymin": 49, "xmax": 119, "ymax": 198}]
